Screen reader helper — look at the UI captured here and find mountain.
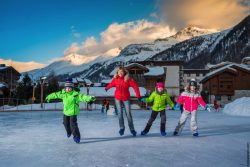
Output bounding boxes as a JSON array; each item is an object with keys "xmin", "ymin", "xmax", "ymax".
[
  {"xmin": 72, "ymin": 26, "xmax": 217, "ymax": 81},
  {"xmin": 27, "ymin": 53, "xmax": 114, "ymax": 81},
  {"xmin": 28, "ymin": 26, "xmax": 214, "ymax": 81},
  {"xmin": 149, "ymin": 15, "xmax": 250, "ymax": 69}
]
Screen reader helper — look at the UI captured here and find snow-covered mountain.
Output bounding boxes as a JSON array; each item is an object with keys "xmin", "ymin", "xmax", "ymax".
[
  {"xmin": 70, "ymin": 26, "xmax": 217, "ymax": 81},
  {"xmin": 27, "ymin": 53, "xmax": 115, "ymax": 80},
  {"xmin": 149, "ymin": 15, "xmax": 250, "ymax": 69},
  {"xmin": 28, "ymin": 26, "xmax": 214, "ymax": 81}
]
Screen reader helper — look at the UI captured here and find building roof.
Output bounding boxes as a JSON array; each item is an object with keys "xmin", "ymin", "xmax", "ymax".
[
  {"xmin": 200, "ymin": 63, "xmax": 250, "ymax": 83},
  {"xmin": 206, "ymin": 61, "xmax": 233, "ymax": 70},
  {"xmin": 144, "ymin": 66, "xmax": 165, "ymax": 76},
  {"xmin": 136, "ymin": 60, "xmax": 184, "ymax": 66},
  {"xmin": 0, "ymin": 65, "xmax": 20, "ymax": 75}
]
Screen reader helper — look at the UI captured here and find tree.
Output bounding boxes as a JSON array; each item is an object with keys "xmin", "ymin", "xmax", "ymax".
[{"xmin": 14, "ymin": 73, "xmax": 33, "ymax": 104}]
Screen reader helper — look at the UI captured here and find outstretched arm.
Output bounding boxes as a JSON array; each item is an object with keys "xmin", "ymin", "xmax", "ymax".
[
  {"xmin": 129, "ymin": 79, "xmax": 141, "ymax": 98},
  {"xmin": 105, "ymin": 78, "xmax": 116, "ymax": 91},
  {"xmin": 197, "ymin": 95, "xmax": 206, "ymax": 107},
  {"xmin": 165, "ymin": 93, "xmax": 175, "ymax": 108},
  {"xmin": 145, "ymin": 93, "xmax": 155, "ymax": 103},
  {"xmin": 78, "ymin": 93, "xmax": 96, "ymax": 102},
  {"xmin": 45, "ymin": 90, "xmax": 64, "ymax": 102}
]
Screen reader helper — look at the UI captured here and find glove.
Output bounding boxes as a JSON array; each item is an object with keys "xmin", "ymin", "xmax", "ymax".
[
  {"xmin": 45, "ymin": 97, "xmax": 50, "ymax": 103},
  {"xmin": 89, "ymin": 96, "xmax": 96, "ymax": 102},
  {"xmin": 174, "ymin": 104, "xmax": 180, "ymax": 111},
  {"xmin": 205, "ymin": 105, "xmax": 211, "ymax": 112},
  {"xmin": 139, "ymin": 97, "xmax": 146, "ymax": 102}
]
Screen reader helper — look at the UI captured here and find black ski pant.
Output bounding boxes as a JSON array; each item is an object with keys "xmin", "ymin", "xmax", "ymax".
[
  {"xmin": 63, "ymin": 115, "xmax": 81, "ymax": 139},
  {"xmin": 143, "ymin": 110, "xmax": 166, "ymax": 133}
]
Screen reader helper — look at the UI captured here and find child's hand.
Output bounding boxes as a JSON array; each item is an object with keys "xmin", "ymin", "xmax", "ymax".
[
  {"xmin": 174, "ymin": 104, "xmax": 180, "ymax": 111},
  {"xmin": 139, "ymin": 97, "xmax": 146, "ymax": 102},
  {"xmin": 89, "ymin": 96, "xmax": 96, "ymax": 102},
  {"xmin": 45, "ymin": 97, "xmax": 50, "ymax": 103},
  {"xmin": 205, "ymin": 105, "xmax": 211, "ymax": 112}
]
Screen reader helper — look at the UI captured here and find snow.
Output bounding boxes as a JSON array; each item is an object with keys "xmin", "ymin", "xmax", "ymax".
[
  {"xmin": 223, "ymin": 97, "xmax": 250, "ymax": 117},
  {"xmin": 80, "ymin": 87, "xmax": 147, "ymax": 97},
  {"xmin": 101, "ymin": 79, "xmax": 112, "ymax": 84},
  {"xmin": 0, "ymin": 110, "xmax": 249, "ymax": 167},
  {"xmin": 0, "ymin": 83, "xmax": 7, "ymax": 88},
  {"xmin": 144, "ymin": 66, "xmax": 164, "ymax": 76}
]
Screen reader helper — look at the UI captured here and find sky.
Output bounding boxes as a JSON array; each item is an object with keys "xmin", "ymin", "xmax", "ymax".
[{"xmin": 0, "ymin": 0, "xmax": 249, "ymax": 72}]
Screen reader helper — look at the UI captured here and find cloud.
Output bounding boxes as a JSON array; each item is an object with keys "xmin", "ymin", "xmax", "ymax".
[
  {"xmin": 64, "ymin": 20, "xmax": 176, "ymax": 57},
  {"xmin": 159, "ymin": 0, "xmax": 250, "ymax": 30},
  {"xmin": 0, "ymin": 59, "xmax": 46, "ymax": 73}
]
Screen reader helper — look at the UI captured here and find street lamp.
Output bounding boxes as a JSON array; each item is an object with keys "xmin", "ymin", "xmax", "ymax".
[
  {"xmin": 40, "ymin": 76, "xmax": 47, "ymax": 109},
  {"xmin": 32, "ymin": 83, "xmax": 36, "ymax": 104}
]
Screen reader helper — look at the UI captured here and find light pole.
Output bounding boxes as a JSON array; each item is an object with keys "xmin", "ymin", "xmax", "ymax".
[
  {"xmin": 40, "ymin": 76, "xmax": 47, "ymax": 109},
  {"xmin": 32, "ymin": 83, "xmax": 36, "ymax": 104}
]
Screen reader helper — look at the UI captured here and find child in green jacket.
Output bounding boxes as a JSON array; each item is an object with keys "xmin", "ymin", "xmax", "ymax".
[
  {"xmin": 45, "ymin": 78, "xmax": 96, "ymax": 143},
  {"xmin": 140, "ymin": 82, "xmax": 174, "ymax": 136}
]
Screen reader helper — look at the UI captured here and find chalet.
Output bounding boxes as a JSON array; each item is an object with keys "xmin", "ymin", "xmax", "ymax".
[
  {"xmin": 200, "ymin": 63, "xmax": 250, "ymax": 105},
  {"xmin": 0, "ymin": 64, "xmax": 21, "ymax": 97}
]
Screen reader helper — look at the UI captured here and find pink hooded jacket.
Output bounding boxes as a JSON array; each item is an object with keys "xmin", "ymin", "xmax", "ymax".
[{"xmin": 177, "ymin": 91, "xmax": 206, "ymax": 112}]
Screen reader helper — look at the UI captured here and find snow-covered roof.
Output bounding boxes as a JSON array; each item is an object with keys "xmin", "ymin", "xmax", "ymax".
[
  {"xmin": 206, "ymin": 61, "xmax": 233, "ymax": 69},
  {"xmin": 93, "ymin": 83, "xmax": 102, "ymax": 87},
  {"xmin": 200, "ymin": 63, "xmax": 250, "ymax": 83},
  {"xmin": 101, "ymin": 79, "xmax": 112, "ymax": 84},
  {"xmin": 144, "ymin": 66, "xmax": 165, "ymax": 76},
  {"xmin": 0, "ymin": 83, "xmax": 7, "ymax": 88},
  {"xmin": 71, "ymin": 78, "xmax": 92, "ymax": 84},
  {"xmin": 124, "ymin": 63, "xmax": 148, "ymax": 70},
  {"xmin": 0, "ymin": 66, "xmax": 8, "ymax": 71},
  {"xmin": 80, "ymin": 87, "xmax": 146, "ymax": 97}
]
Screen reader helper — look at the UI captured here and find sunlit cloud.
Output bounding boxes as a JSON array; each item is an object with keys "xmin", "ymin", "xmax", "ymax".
[
  {"xmin": 0, "ymin": 59, "xmax": 46, "ymax": 72},
  {"xmin": 159, "ymin": 0, "xmax": 250, "ymax": 30},
  {"xmin": 64, "ymin": 19, "xmax": 176, "ymax": 57}
]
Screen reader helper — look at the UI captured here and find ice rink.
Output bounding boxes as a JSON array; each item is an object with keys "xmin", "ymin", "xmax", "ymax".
[{"xmin": 0, "ymin": 110, "xmax": 249, "ymax": 167}]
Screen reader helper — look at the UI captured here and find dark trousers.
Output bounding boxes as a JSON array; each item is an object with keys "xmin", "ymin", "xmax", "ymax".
[
  {"xmin": 63, "ymin": 115, "xmax": 81, "ymax": 139},
  {"xmin": 143, "ymin": 110, "xmax": 166, "ymax": 133}
]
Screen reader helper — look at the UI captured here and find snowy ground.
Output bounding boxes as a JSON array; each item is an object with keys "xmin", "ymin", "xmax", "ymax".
[{"xmin": 0, "ymin": 110, "xmax": 249, "ymax": 167}]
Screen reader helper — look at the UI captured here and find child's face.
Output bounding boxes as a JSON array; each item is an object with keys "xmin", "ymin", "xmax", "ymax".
[
  {"xmin": 157, "ymin": 87, "xmax": 164, "ymax": 93},
  {"xmin": 190, "ymin": 86, "xmax": 196, "ymax": 91},
  {"xmin": 65, "ymin": 87, "xmax": 73, "ymax": 92}
]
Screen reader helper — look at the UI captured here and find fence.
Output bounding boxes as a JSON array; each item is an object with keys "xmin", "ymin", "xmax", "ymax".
[{"xmin": 0, "ymin": 98, "xmax": 102, "ymax": 111}]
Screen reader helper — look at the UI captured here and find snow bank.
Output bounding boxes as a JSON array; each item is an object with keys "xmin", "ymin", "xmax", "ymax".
[{"xmin": 223, "ymin": 97, "xmax": 250, "ymax": 116}]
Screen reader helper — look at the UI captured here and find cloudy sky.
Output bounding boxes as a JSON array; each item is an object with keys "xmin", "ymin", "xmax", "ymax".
[{"xmin": 0, "ymin": 0, "xmax": 249, "ymax": 72}]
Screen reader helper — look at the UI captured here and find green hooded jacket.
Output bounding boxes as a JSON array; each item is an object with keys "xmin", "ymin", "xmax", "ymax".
[
  {"xmin": 146, "ymin": 90, "xmax": 174, "ymax": 112},
  {"xmin": 46, "ymin": 89, "xmax": 95, "ymax": 116}
]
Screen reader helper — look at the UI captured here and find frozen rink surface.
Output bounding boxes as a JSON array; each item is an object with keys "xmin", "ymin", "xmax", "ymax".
[{"xmin": 0, "ymin": 110, "xmax": 249, "ymax": 167}]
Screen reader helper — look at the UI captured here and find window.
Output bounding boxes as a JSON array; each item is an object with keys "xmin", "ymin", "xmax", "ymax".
[
  {"xmin": 196, "ymin": 73, "xmax": 199, "ymax": 77},
  {"xmin": 187, "ymin": 74, "xmax": 191, "ymax": 77},
  {"xmin": 228, "ymin": 96, "xmax": 232, "ymax": 101}
]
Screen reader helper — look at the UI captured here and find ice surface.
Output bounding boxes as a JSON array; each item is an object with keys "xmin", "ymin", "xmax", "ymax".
[{"xmin": 0, "ymin": 110, "xmax": 249, "ymax": 167}]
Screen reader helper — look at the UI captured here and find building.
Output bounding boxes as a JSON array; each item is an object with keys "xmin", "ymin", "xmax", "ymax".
[
  {"xmin": 135, "ymin": 61, "xmax": 184, "ymax": 97},
  {"xmin": 183, "ymin": 69, "xmax": 209, "ymax": 89},
  {"xmin": 109, "ymin": 61, "xmax": 184, "ymax": 97},
  {"xmin": 0, "ymin": 64, "xmax": 21, "ymax": 97},
  {"xmin": 200, "ymin": 61, "xmax": 250, "ymax": 105}
]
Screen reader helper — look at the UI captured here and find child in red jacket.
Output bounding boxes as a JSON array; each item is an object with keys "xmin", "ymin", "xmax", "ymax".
[{"xmin": 173, "ymin": 79, "xmax": 211, "ymax": 137}]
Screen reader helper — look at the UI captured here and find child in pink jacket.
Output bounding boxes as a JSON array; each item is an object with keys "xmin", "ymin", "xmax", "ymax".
[{"xmin": 173, "ymin": 79, "xmax": 211, "ymax": 137}]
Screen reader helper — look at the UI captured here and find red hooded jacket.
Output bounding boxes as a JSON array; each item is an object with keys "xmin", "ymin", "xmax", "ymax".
[{"xmin": 106, "ymin": 76, "xmax": 141, "ymax": 101}]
